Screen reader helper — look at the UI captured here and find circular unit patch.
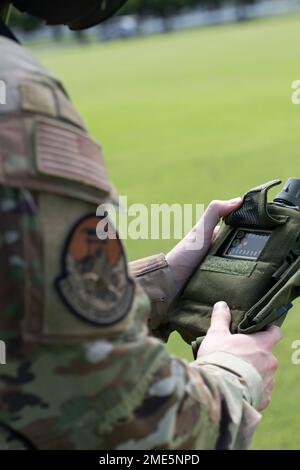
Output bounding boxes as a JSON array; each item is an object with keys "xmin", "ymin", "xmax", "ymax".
[{"xmin": 55, "ymin": 214, "xmax": 134, "ymax": 326}]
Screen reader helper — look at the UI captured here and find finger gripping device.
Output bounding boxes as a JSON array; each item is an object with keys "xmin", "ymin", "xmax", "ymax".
[{"xmin": 172, "ymin": 179, "xmax": 300, "ymax": 357}]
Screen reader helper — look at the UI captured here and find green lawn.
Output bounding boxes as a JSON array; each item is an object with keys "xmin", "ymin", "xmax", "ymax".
[{"xmin": 33, "ymin": 15, "xmax": 300, "ymax": 449}]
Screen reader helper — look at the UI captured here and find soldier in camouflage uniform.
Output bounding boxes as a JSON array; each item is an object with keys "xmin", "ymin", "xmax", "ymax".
[{"xmin": 0, "ymin": 0, "xmax": 281, "ymax": 450}]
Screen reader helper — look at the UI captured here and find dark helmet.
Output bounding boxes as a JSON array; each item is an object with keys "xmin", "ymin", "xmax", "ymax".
[{"xmin": 11, "ymin": 0, "xmax": 128, "ymax": 30}]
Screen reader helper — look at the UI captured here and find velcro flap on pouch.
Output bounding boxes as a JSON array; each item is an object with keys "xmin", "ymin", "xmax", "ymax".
[
  {"xmin": 200, "ymin": 255, "xmax": 256, "ymax": 277},
  {"xmin": 35, "ymin": 118, "xmax": 111, "ymax": 193}
]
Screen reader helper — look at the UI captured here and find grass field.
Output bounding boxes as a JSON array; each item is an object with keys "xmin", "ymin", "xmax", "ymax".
[{"xmin": 34, "ymin": 14, "xmax": 300, "ymax": 449}]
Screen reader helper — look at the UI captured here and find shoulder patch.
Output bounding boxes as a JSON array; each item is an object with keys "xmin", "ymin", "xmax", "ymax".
[
  {"xmin": 55, "ymin": 214, "xmax": 134, "ymax": 326},
  {"xmin": 35, "ymin": 118, "xmax": 112, "ymax": 194}
]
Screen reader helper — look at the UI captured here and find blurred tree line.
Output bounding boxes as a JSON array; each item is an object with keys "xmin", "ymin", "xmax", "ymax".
[
  {"xmin": 9, "ymin": 0, "xmax": 257, "ymax": 37},
  {"xmin": 121, "ymin": 0, "xmax": 256, "ymax": 20},
  {"xmin": 120, "ymin": 0, "xmax": 257, "ymax": 31}
]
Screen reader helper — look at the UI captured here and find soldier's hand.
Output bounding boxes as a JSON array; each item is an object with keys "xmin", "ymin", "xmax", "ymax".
[
  {"xmin": 166, "ymin": 198, "xmax": 242, "ymax": 292},
  {"xmin": 198, "ymin": 301, "xmax": 282, "ymax": 411}
]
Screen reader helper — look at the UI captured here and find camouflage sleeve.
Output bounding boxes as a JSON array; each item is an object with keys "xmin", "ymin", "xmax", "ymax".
[
  {"xmin": 129, "ymin": 254, "xmax": 177, "ymax": 340},
  {"xmin": 103, "ymin": 321, "xmax": 263, "ymax": 450},
  {"xmin": 191, "ymin": 351, "xmax": 263, "ymax": 450},
  {"xmin": 0, "ymin": 424, "xmax": 33, "ymax": 450}
]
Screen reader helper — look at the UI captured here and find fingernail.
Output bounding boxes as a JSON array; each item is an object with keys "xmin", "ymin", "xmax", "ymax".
[{"xmin": 214, "ymin": 301, "xmax": 229, "ymax": 310}]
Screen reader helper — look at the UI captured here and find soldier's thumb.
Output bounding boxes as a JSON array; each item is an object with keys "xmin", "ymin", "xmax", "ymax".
[{"xmin": 208, "ymin": 302, "xmax": 232, "ymax": 336}]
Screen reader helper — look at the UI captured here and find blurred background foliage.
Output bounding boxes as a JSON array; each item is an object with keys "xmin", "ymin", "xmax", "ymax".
[
  {"xmin": 121, "ymin": 0, "xmax": 256, "ymax": 17},
  {"xmin": 10, "ymin": 0, "xmax": 257, "ymax": 34}
]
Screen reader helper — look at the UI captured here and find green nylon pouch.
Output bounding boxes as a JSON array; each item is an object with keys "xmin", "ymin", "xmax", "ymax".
[{"xmin": 171, "ymin": 180, "xmax": 300, "ymax": 357}]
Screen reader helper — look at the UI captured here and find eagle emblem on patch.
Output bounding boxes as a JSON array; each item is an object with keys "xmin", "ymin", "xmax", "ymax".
[{"xmin": 55, "ymin": 214, "xmax": 134, "ymax": 326}]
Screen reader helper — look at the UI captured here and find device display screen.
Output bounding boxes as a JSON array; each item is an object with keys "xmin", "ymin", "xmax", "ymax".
[{"xmin": 222, "ymin": 229, "xmax": 271, "ymax": 260}]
